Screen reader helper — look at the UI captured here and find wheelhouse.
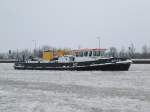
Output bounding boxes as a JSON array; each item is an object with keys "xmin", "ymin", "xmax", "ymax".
[{"xmin": 73, "ymin": 48, "xmax": 107, "ymax": 57}]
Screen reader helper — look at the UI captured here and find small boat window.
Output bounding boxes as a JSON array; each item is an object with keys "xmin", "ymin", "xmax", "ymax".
[
  {"xmin": 89, "ymin": 51, "xmax": 92, "ymax": 57},
  {"xmin": 69, "ymin": 57, "xmax": 75, "ymax": 61},
  {"xmin": 79, "ymin": 52, "xmax": 83, "ymax": 57},
  {"xmin": 96, "ymin": 51, "xmax": 100, "ymax": 56},
  {"xmin": 84, "ymin": 51, "xmax": 88, "ymax": 57},
  {"xmin": 101, "ymin": 51, "xmax": 104, "ymax": 56},
  {"xmin": 93, "ymin": 51, "xmax": 97, "ymax": 56}
]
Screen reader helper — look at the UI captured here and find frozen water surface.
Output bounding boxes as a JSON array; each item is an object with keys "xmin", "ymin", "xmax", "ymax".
[{"xmin": 0, "ymin": 63, "xmax": 150, "ymax": 112}]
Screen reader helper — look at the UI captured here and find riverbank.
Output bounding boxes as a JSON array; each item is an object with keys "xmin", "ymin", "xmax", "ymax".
[
  {"xmin": 0, "ymin": 59, "xmax": 16, "ymax": 63},
  {"xmin": 132, "ymin": 59, "xmax": 150, "ymax": 64}
]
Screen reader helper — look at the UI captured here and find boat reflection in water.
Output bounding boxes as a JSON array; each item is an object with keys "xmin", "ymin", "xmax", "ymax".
[{"xmin": 14, "ymin": 49, "xmax": 132, "ymax": 71}]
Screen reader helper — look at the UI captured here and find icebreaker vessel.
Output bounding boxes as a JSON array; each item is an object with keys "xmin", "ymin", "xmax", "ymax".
[{"xmin": 14, "ymin": 49, "xmax": 132, "ymax": 71}]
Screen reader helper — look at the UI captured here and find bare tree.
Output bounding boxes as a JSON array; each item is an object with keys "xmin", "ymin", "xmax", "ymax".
[
  {"xmin": 128, "ymin": 43, "xmax": 136, "ymax": 58},
  {"xmin": 119, "ymin": 47, "xmax": 127, "ymax": 58},
  {"xmin": 109, "ymin": 47, "xmax": 118, "ymax": 57},
  {"xmin": 0, "ymin": 53, "xmax": 5, "ymax": 59},
  {"xmin": 142, "ymin": 44, "xmax": 150, "ymax": 58}
]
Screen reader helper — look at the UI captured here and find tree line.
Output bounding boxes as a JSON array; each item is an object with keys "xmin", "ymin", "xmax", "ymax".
[
  {"xmin": 108, "ymin": 43, "xmax": 150, "ymax": 59},
  {"xmin": 0, "ymin": 44, "xmax": 150, "ymax": 60},
  {"xmin": 0, "ymin": 45, "xmax": 71, "ymax": 60}
]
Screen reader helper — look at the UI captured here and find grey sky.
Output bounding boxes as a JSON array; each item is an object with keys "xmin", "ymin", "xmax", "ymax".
[{"xmin": 0, "ymin": 0, "xmax": 150, "ymax": 52}]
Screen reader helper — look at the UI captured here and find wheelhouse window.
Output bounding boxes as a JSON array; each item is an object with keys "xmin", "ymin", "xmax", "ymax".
[
  {"xmin": 79, "ymin": 52, "xmax": 83, "ymax": 57},
  {"xmin": 96, "ymin": 51, "xmax": 100, "ymax": 56},
  {"xmin": 84, "ymin": 51, "xmax": 88, "ymax": 57},
  {"xmin": 93, "ymin": 51, "xmax": 97, "ymax": 56},
  {"xmin": 100, "ymin": 51, "xmax": 105, "ymax": 56},
  {"xmin": 89, "ymin": 51, "xmax": 92, "ymax": 57}
]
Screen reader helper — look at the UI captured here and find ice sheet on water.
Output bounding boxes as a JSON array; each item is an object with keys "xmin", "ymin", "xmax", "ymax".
[{"xmin": 1, "ymin": 63, "xmax": 150, "ymax": 112}]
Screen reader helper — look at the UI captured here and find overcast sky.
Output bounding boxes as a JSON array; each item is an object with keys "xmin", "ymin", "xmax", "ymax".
[{"xmin": 0, "ymin": 0, "xmax": 150, "ymax": 52}]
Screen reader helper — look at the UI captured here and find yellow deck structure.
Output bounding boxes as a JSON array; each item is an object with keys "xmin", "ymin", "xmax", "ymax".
[
  {"xmin": 42, "ymin": 50, "xmax": 65, "ymax": 61},
  {"xmin": 42, "ymin": 51, "xmax": 53, "ymax": 61}
]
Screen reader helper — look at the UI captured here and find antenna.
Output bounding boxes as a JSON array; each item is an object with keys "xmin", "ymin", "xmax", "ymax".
[{"xmin": 96, "ymin": 37, "xmax": 101, "ymax": 56}]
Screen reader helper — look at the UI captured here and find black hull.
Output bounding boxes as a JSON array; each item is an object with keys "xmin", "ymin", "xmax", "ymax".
[{"xmin": 14, "ymin": 61, "xmax": 131, "ymax": 71}]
